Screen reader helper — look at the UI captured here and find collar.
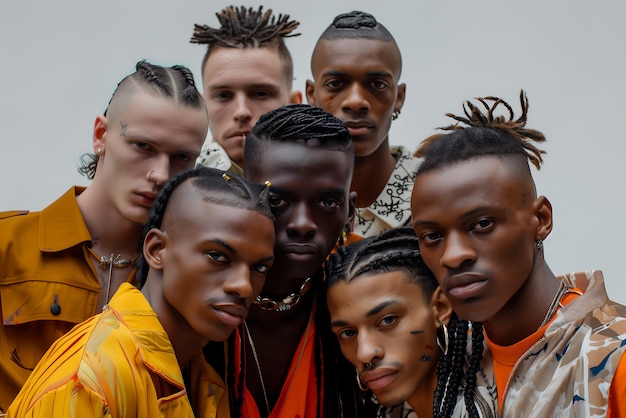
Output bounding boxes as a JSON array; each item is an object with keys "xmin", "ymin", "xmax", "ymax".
[{"xmin": 39, "ymin": 186, "xmax": 91, "ymax": 253}]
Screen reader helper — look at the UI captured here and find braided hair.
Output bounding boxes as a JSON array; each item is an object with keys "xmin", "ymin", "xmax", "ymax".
[
  {"xmin": 190, "ymin": 5, "xmax": 300, "ymax": 90},
  {"xmin": 78, "ymin": 60, "xmax": 205, "ymax": 179},
  {"xmin": 245, "ymin": 103, "xmax": 353, "ymax": 166},
  {"xmin": 325, "ymin": 227, "xmax": 482, "ymax": 418},
  {"xmin": 415, "ymin": 90, "xmax": 546, "ymax": 174},
  {"xmin": 135, "ymin": 166, "xmax": 272, "ymax": 288}
]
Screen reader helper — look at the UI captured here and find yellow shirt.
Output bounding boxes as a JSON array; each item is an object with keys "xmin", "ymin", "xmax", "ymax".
[
  {"xmin": 0, "ymin": 187, "xmax": 136, "ymax": 411},
  {"xmin": 7, "ymin": 283, "xmax": 228, "ymax": 417}
]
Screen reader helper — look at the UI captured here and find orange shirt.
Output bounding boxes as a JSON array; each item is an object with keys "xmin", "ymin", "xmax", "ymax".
[{"xmin": 0, "ymin": 187, "xmax": 136, "ymax": 412}]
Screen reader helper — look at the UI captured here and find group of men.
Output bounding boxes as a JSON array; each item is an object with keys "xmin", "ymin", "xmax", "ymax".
[{"xmin": 1, "ymin": 5, "xmax": 625, "ymax": 418}]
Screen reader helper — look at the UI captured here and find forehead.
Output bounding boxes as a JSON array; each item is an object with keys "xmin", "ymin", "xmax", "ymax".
[
  {"xmin": 311, "ymin": 38, "xmax": 401, "ymax": 79},
  {"xmin": 411, "ymin": 156, "xmax": 530, "ymax": 220},
  {"xmin": 247, "ymin": 141, "xmax": 352, "ymax": 191},
  {"xmin": 328, "ymin": 271, "xmax": 425, "ymax": 318},
  {"xmin": 203, "ymin": 47, "xmax": 289, "ymax": 88}
]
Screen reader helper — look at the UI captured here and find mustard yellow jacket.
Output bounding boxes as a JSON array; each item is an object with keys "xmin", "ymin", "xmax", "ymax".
[
  {"xmin": 7, "ymin": 282, "xmax": 228, "ymax": 417},
  {"xmin": 0, "ymin": 187, "xmax": 136, "ymax": 412}
]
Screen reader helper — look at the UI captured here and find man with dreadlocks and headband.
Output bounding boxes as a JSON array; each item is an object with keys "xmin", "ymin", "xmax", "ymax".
[
  {"xmin": 7, "ymin": 167, "xmax": 276, "ymax": 417},
  {"xmin": 0, "ymin": 60, "xmax": 208, "ymax": 411},
  {"xmin": 306, "ymin": 11, "xmax": 420, "ymax": 239},
  {"xmin": 324, "ymin": 227, "xmax": 496, "ymax": 418},
  {"xmin": 202, "ymin": 104, "xmax": 372, "ymax": 417},
  {"xmin": 191, "ymin": 5, "xmax": 302, "ymax": 174},
  {"xmin": 411, "ymin": 91, "xmax": 626, "ymax": 417}
]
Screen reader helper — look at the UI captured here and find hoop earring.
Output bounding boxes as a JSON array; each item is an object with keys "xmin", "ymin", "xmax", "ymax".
[
  {"xmin": 356, "ymin": 369, "xmax": 368, "ymax": 391},
  {"xmin": 392, "ymin": 110, "xmax": 400, "ymax": 121},
  {"xmin": 436, "ymin": 320, "xmax": 449, "ymax": 356},
  {"xmin": 147, "ymin": 170, "xmax": 155, "ymax": 183}
]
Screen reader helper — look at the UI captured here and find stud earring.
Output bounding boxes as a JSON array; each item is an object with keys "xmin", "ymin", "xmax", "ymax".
[
  {"xmin": 535, "ymin": 239, "xmax": 544, "ymax": 252},
  {"xmin": 392, "ymin": 110, "xmax": 400, "ymax": 121}
]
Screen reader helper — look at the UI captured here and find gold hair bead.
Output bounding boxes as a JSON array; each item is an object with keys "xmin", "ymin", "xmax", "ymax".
[
  {"xmin": 222, "ymin": 173, "xmax": 231, "ymax": 181},
  {"xmin": 264, "ymin": 181, "xmax": 271, "ymax": 188}
]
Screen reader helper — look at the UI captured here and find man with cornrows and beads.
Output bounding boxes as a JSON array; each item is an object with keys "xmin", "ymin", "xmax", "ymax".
[
  {"xmin": 306, "ymin": 11, "xmax": 420, "ymax": 239},
  {"xmin": 204, "ymin": 104, "xmax": 373, "ymax": 417},
  {"xmin": 0, "ymin": 60, "xmax": 209, "ymax": 411},
  {"xmin": 411, "ymin": 91, "xmax": 626, "ymax": 416},
  {"xmin": 324, "ymin": 227, "xmax": 496, "ymax": 418},
  {"xmin": 191, "ymin": 5, "xmax": 302, "ymax": 175},
  {"xmin": 7, "ymin": 167, "xmax": 276, "ymax": 416}
]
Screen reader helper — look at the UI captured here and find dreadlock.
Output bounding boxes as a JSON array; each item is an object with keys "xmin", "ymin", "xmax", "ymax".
[
  {"xmin": 415, "ymin": 90, "xmax": 546, "ymax": 174},
  {"xmin": 325, "ymin": 227, "xmax": 482, "ymax": 418},
  {"xmin": 78, "ymin": 60, "xmax": 204, "ymax": 180},
  {"xmin": 191, "ymin": 5, "xmax": 300, "ymax": 90},
  {"xmin": 135, "ymin": 166, "xmax": 272, "ymax": 288},
  {"xmin": 245, "ymin": 104, "xmax": 353, "ymax": 167}
]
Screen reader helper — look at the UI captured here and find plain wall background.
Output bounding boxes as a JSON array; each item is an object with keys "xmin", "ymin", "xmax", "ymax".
[{"xmin": 1, "ymin": 1, "xmax": 625, "ymax": 302}]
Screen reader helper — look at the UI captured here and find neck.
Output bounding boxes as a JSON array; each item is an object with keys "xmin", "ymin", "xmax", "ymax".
[
  {"xmin": 407, "ymin": 365, "xmax": 438, "ymax": 418},
  {"xmin": 352, "ymin": 140, "xmax": 395, "ymax": 207},
  {"xmin": 483, "ymin": 257, "xmax": 560, "ymax": 346},
  {"xmin": 77, "ymin": 184, "xmax": 143, "ymax": 257}
]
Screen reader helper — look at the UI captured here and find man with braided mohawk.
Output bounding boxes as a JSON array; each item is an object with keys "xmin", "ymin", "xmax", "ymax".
[
  {"xmin": 203, "ymin": 104, "xmax": 369, "ymax": 417},
  {"xmin": 7, "ymin": 167, "xmax": 276, "ymax": 417},
  {"xmin": 191, "ymin": 5, "xmax": 302, "ymax": 174},
  {"xmin": 0, "ymin": 60, "xmax": 208, "ymax": 411},
  {"xmin": 306, "ymin": 11, "xmax": 420, "ymax": 239},
  {"xmin": 324, "ymin": 227, "xmax": 496, "ymax": 418},
  {"xmin": 410, "ymin": 91, "xmax": 626, "ymax": 417}
]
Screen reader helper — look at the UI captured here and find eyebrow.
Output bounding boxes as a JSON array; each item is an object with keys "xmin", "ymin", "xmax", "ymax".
[
  {"xmin": 269, "ymin": 186, "xmax": 346, "ymax": 196},
  {"xmin": 123, "ymin": 134, "xmax": 198, "ymax": 157},
  {"xmin": 413, "ymin": 205, "xmax": 494, "ymax": 228},
  {"xmin": 330, "ymin": 299, "xmax": 399, "ymax": 329},
  {"xmin": 204, "ymin": 238, "xmax": 273, "ymax": 262},
  {"xmin": 321, "ymin": 70, "xmax": 394, "ymax": 79},
  {"xmin": 208, "ymin": 83, "xmax": 281, "ymax": 92}
]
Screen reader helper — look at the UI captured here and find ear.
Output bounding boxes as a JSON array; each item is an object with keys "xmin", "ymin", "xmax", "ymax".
[
  {"xmin": 534, "ymin": 195, "xmax": 553, "ymax": 241},
  {"xmin": 93, "ymin": 115, "xmax": 107, "ymax": 154},
  {"xmin": 289, "ymin": 90, "xmax": 303, "ymax": 104},
  {"xmin": 431, "ymin": 287, "xmax": 453, "ymax": 326},
  {"xmin": 347, "ymin": 191, "xmax": 357, "ymax": 231},
  {"xmin": 305, "ymin": 79, "xmax": 317, "ymax": 106},
  {"xmin": 143, "ymin": 228, "xmax": 167, "ymax": 271},
  {"xmin": 394, "ymin": 83, "xmax": 407, "ymax": 114}
]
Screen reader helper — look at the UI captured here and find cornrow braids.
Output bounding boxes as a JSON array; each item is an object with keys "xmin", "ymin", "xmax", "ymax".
[
  {"xmin": 244, "ymin": 104, "xmax": 353, "ymax": 169},
  {"xmin": 135, "ymin": 166, "xmax": 272, "ymax": 287},
  {"xmin": 78, "ymin": 60, "xmax": 204, "ymax": 179},
  {"xmin": 415, "ymin": 90, "xmax": 547, "ymax": 175},
  {"xmin": 319, "ymin": 10, "xmax": 395, "ymax": 43}
]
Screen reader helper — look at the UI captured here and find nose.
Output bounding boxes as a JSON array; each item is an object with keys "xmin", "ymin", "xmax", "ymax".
[
  {"xmin": 356, "ymin": 330, "xmax": 382, "ymax": 366},
  {"xmin": 286, "ymin": 202, "xmax": 317, "ymax": 238},
  {"xmin": 148, "ymin": 154, "xmax": 170, "ymax": 186},
  {"xmin": 341, "ymin": 83, "xmax": 370, "ymax": 114},
  {"xmin": 439, "ymin": 231, "xmax": 475, "ymax": 269},
  {"xmin": 223, "ymin": 264, "xmax": 254, "ymax": 300},
  {"xmin": 233, "ymin": 94, "xmax": 253, "ymax": 124}
]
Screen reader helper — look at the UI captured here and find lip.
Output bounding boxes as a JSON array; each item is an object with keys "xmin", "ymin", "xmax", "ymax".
[
  {"xmin": 226, "ymin": 131, "xmax": 249, "ymax": 142},
  {"xmin": 135, "ymin": 191, "xmax": 157, "ymax": 207},
  {"xmin": 445, "ymin": 273, "xmax": 488, "ymax": 299},
  {"xmin": 360, "ymin": 367, "xmax": 398, "ymax": 391},
  {"xmin": 343, "ymin": 120, "xmax": 375, "ymax": 137},
  {"xmin": 280, "ymin": 243, "xmax": 318, "ymax": 261},
  {"xmin": 213, "ymin": 303, "xmax": 248, "ymax": 327}
]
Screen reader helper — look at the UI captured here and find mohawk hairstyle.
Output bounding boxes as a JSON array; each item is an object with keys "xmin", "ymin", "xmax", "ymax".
[
  {"xmin": 415, "ymin": 90, "xmax": 547, "ymax": 174},
  {"xmin": 135, "ymin": 166, "xmax": 272, "ymax": 288},
  {"xmin": 325, "ymin": 227, "xmax": 483, "ymax": 418},
  {"xmin": 319, "ymin": 10, "xmax": 395, "ymax": 42},
  {"xmin": 191, "ymin": 5, "xmax": 300, "ymax": 88},
  {"xmin": 78, "ymin": 60, "xmax": 204, "ymax": 179},
  {"xmin": 244, "ymin": 104, "xmax": 353, "ymax": 166}
]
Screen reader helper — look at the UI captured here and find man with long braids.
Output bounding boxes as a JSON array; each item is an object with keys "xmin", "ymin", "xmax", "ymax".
[
  {"xmin": 306, "ymin": 11, "xmax": 420, "ymax": 239},
  {"xmin": 191, "ymin": 5, "xmax": 302, "ymax": 174},
  {"xmin": 7, "ymin": 167, "xmax": 276, "ymax": 416},
  {"xmin": 410, "ymin": 91, "xmax": 626, "ymax": 416},
  {"xmin": 204, "ymin": 104, "xmax": 370, "ymax": 417},
  {"xmin": 324, "ymin": 227, "xmax": 496, "ymax": 418},
  {"xmin": 0, "ymin": 60, "xmax": 209, "ymax": 411}
]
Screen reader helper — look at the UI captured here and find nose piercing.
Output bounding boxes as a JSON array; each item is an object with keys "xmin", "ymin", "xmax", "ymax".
[
  {"xmin": 147, "ymin": 170, "xmax": 155, "ymax": 183},
  {"xmin": 365, "ymin": 362, "xmax": 372, "ymax": 369}
]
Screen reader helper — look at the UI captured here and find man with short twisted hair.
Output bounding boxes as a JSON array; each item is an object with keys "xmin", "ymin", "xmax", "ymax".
[{"xmin": 192, "ymin": 5, "xmax": 302, "ymax": 174}]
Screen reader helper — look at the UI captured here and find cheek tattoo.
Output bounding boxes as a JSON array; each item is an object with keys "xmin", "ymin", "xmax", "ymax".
[
  {"xmin": 410, "ymin": 330, "xmax": 425, "ymax": 335},
  {"xmin": 120, "ymin": 121, "xmax": 127, "ymax": 137}
]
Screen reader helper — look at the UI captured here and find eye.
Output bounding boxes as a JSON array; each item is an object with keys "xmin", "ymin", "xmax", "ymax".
[
  {"xmin": 319, "ymin": 198, "xmax": 341, "ymax": 209},
  {"xmin": 213, "ymin": 91, "xmax": 233, "ymax": 101},
  {"xmin": 250, "ymin": 90, "xmax": 272, "ymax": 99},
  {"xmin": 268, "ymin": 194, "xmax": 287, "ymax": 208},
  {"xmin": 171, "ymin": 153, "xmax": 192, "ymax": 164},
  {"xmin": 252, "ymin": 263, "xmax": 270, "ymax": 274},
  {"xmin": 371, "ymin": 80, "xmax": 389, "ymax": 90},
  {"xmin": 324, "ymin": 79, "xmax": 344, "ymax": 91},
  {"xmin": 472, "ymin": 218, "xmax": 494, "ymax": 233},
  {"xmin": 378, "ymin": 315, "xmax": 397, "ymax": 328},
  {"xmin": 206, "ymin": 251, "xmax": 227, "ymax": 263},
  {"xmin": 133, "ymin": 141, "xmax": 153, "ymax": 152},
  {"xmin": 336, "ymin": 328, "xmax": 356, "ymax": 340},
  {"xmin": 419, "ymin": 231, "xmax": 443, "ymax": 245}
]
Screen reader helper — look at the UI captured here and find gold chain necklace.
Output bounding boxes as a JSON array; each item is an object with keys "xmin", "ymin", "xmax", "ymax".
[
  {"xmin": 253, "ymin": 277, "xmax": 313, "ymax": 312},
  {"xmin": 244, "ymin": 309, "xmax": 313, "ymax": 416}
]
